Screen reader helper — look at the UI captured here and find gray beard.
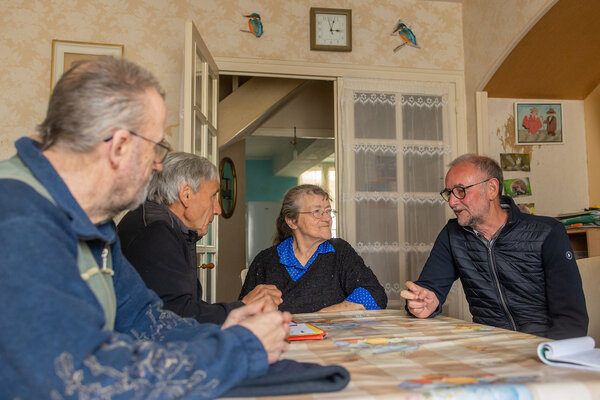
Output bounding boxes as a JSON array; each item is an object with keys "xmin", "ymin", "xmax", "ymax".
[
  {"xmin": 104, "ymin": 173, "xmax": 152, "ymax": 219},
  {"xmin": 123, "ymin": 179, "xmax": 151, "ymax": 211}
]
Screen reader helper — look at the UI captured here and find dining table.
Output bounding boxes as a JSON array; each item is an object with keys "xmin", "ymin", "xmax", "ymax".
[{"xmin": 228, "ymin": 309, "xmax": 600, "ymax": 400}]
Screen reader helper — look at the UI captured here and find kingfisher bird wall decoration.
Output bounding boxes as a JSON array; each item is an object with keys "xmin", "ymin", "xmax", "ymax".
[
  {"xmin": 242, "ymin": 13, "xmax": 263, "ymax": 38},
  {"xmin": 391, "ymin": 20, "xmax": 419, "ymax": 52}
]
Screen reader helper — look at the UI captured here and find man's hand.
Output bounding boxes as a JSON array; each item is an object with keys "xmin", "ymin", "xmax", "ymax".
[
  {"xmin": 317, "ymin": 301, "xmax": 365, "ymax": 313},
  {"xmin": 241, "ymin": 284, "xmax": 282, "ymax": 312},
  {"xmin": 400, "ymin": 281, "xmax": 439, "ymax": 319},
  {"xmin": 221, "ymin": 301, "xmax": 291, "ymax": 364}
]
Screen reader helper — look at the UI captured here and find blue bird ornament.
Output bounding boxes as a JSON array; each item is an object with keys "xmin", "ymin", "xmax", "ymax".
[
  {"xmin": 391, "ymin": 20, "xmax": 419, "ymax": 52},
  {"xmin": 242, "ymin": 13, "xmax": 263, "ymax": 38}
]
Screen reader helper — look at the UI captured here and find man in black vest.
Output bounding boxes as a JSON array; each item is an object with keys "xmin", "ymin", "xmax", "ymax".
[{"xmin": 401, "ymin": 154, "xmax": 588, "ymax": 339}]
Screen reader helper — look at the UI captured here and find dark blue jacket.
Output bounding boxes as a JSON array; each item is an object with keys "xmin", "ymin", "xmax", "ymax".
[
  {"xmin": 118, "ymin": 201, "xmax": 243, "ymax": 324},
  {"xmin": 415, "ymin": 196, "xmax": 588, "ymax": 339},
  {"xmin": 0, "ymin": 138, "xmax": 267, "ymax": 399}
]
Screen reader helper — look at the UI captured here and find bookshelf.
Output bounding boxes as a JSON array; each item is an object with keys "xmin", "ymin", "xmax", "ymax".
[{"xmin": 567, "ymin": 227, "xmax": 600, "ymax": 259}]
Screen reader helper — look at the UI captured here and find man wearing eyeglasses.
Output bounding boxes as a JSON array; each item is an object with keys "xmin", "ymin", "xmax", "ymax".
[
  {"xmin": 0, "ymin": 57, "xmax": 290, "ymax": 399},
  {"xmin": 400, "ymin": 154, "xmax": 588, "ymax": 340},
  {"xmin": 118, "ymin": 152, "xmax": 283, "ymax": 324}
]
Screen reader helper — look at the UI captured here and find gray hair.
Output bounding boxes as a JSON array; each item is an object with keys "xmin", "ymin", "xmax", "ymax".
[
  {"xmin": 38, "ymin": 56, "xmax": 165, "ymax": 151},
  {"xmin": 147, "ymin": 152, "xmax": 218, "ymax": 205},
  {"xmin": 449, "ymin": 154, "xmax": 504, "ymax": 196},
  {"xmin": 273, "ymin": 184, "xmax": 330, "ymax": 246}
]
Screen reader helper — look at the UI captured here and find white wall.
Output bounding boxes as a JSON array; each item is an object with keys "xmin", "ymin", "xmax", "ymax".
[{"xmin": 486, "ymin": 97, "xmax": 588, "ymax": 217}]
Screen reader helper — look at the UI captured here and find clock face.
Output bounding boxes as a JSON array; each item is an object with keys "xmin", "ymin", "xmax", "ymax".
[{"xmin": 315, "ymin": 13, "xmax": 347, "ymax": 46}]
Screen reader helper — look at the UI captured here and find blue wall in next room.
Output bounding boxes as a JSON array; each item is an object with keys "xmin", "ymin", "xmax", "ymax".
[{"xmin": 246, "ymin": 159, "xmax": 297, "ymax": 202}]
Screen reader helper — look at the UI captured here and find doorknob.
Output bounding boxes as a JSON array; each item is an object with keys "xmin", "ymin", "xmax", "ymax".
[{"xmin": 199, "ymin": 263, "xmax": 215, "ymax": 269}]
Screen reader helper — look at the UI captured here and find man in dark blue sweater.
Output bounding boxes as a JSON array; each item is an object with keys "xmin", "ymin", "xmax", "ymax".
[
  {"xmin": 401, "ymin": 154, "xmax": 588, "ymax": 340},
  {"xmin": 0, "ymin": 56, "xmax": 290, "ymax": 399}
]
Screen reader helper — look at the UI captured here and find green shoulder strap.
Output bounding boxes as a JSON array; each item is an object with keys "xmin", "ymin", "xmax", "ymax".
[{"xmin": 0, "ymin": 155, "xmax": 116, "ymax": 330}]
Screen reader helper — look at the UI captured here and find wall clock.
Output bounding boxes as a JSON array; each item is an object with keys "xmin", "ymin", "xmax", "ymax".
[{"xmin": 310, "ymin": 7, "xmax": 352, "ymax": 52}]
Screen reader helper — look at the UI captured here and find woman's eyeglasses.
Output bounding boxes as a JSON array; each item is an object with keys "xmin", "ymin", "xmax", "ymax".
[{"xmin": 298, "ymin": 209, "xmax": 338, "ymax": 219}]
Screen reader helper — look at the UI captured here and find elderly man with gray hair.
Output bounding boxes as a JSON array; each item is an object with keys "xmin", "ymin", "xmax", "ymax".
[
  {"xmin": 401, "ymin": 154, "xmax": 587, "ymax": 340},
  {"xmin": 118, "ymin": 152, "xmax": 282, "ymax": 324},
  {"xmin": 0, "ymin": 56, "xmax": 290, "ymax": 399}
]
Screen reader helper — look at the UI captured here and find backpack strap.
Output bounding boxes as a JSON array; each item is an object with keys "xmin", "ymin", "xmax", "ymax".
[{"xmin": 0, "ymin": 155, "xmax": 116, "ymax": 330}]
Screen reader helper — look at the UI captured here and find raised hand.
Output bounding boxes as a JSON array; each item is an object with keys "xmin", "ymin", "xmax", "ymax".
[{"xmin": 400, "ymin": 281, "xmax": 439, "ymax": 318}]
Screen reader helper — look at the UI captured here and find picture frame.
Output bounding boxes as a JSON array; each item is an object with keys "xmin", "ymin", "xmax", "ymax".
[
  {"xmin": 503, "ymin": 177, "xmax": 532, "ymax": 197},
  {"xmin": 500, "ymin": 153, "xmax": 531, "ymax": 172},
  {"xmin": 515, "ymin": 102, "xmax": 563, "ymax": 145},
  {"xmin": 51, "ymin": 40, "xmax": 124, "ymax": 91}
]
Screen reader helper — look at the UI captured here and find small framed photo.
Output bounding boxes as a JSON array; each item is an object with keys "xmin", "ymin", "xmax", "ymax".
[
  {"xmin": 515, "ymin": 102, "xmax": 562, "ymax": 145},
  {"xmin": 51, "ymin": 40, "xmax": 124, "ymax": 90},
  {"xmin": 517, "ymin": 203, "xmax": 535, "ymax": 215},
  {"xmin": 500, "ymin": 153, "xmax": 530, "ymax": 172},
  {"xmin": 503, "ymin": 177, "xmax": 531, "ymax": 197}
]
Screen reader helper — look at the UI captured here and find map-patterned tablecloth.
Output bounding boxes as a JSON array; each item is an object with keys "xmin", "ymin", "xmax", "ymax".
[{"xmin": 227, "ymin": 309, "xmax": 600, "ymax": 399}]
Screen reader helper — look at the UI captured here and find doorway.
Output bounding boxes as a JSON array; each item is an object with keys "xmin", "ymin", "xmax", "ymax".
[{"xmin": 216, "ymin": 75, "xmax": 336, "ymax": 302}]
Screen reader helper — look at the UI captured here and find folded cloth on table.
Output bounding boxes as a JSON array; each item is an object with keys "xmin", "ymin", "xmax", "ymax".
[{"xmin": 221, "ymin": 359, "xmax": 350, "ymax": 397}]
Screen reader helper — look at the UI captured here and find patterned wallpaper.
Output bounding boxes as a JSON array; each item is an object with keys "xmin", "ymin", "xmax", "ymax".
[{"xmin": 0, "ymin": 0, "xmax": 464, "ymax": 158}]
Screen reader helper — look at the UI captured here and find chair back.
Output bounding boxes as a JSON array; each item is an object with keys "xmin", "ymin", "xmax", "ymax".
[{"xmin": 240, "ymin": 268, "xmax": 249, "ymax": 285}]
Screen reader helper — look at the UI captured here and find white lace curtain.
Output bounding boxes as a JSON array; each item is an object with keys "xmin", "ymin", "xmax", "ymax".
[{"xmin": 339, "ymin": 77, "xmax": 455, "ymax": 308}]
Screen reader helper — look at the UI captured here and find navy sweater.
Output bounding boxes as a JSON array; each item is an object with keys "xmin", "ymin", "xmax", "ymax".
[
  {"xmin": 0, "ymin": 138, "xmax": 267, "ymax": 399},
  {"xmin": 240, "ymin": 238, "xmax": 387, "ymax": 313}
]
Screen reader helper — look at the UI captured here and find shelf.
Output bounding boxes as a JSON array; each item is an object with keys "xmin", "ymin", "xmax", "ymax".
[{"xmin": 567, "ymin": 227, "xmax": 600, "ymax": 259}]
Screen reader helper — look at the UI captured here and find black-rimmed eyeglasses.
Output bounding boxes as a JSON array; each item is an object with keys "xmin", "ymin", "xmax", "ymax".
[
  {"xmin": 440, "ymin": 178, "xmax": 491, "ymax": 201},
  {"xmin": 104, "ymin": 130, "xmax": 172, "ymax": 163},
  {"xmin": 298, "ymin": 209, "xmax": 338, "ymax": 219}
]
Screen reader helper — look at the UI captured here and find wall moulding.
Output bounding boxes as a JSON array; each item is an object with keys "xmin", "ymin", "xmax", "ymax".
[{"xmin": 215, "ymin": 56, "xmax": 464, "ymax": 83}]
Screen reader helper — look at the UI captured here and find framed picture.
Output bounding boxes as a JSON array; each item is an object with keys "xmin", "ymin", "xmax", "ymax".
[
  {"xmin": 51, "ymin": 40, "xmax": 124, "ymax": 90},
  {"xmin": 500, "ymin": 153, "xmax": 531, "ymax": 172},
  {"xmin": 503, "ymin": 177, "xmax": 532, "ymax": 197},
  {"xmin": 515, "ymin": 102, "xmax": 563, "ymax": 145},
  {"xmin": 517, "ymin": 203, "xmax": 535, "ymax": 215}
]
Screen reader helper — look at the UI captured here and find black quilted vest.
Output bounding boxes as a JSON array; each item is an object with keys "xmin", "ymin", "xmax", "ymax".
[{"xmin": 448, "ymin": 196, "xmax": 553, "ymax": 337}]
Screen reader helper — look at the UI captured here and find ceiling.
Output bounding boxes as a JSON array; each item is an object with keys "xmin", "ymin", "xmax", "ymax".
[
  {"xmin": 484, "ymin": 0, "xmax": 600, "ymax": 99},
  {"xmin": 220, "ymin": 78, "xmax": 335, "ymax": 176}
]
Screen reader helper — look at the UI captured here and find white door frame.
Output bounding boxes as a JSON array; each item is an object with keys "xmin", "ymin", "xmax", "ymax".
[
  {"xmin": 215, "ymin": 57, "xmax": 470, "ymax": 319},
  {"xmin": 183, "ymin": 20, "xmax": 220, "ymax": 302}
]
